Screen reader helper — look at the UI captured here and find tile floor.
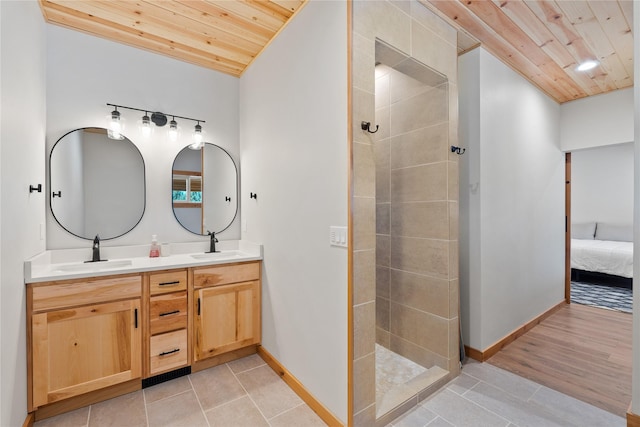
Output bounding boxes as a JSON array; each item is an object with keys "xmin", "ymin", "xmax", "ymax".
[
  {"xmin": 387, "ymin": 360, "xmax": 626, "ymax": 427},
  {"xmin": 34, "ymin": 355, "xmax": 626, "ymax": 427},
  {"xmin": 34, "ymin": 354, "xmax": 326, "ymax": 427}
]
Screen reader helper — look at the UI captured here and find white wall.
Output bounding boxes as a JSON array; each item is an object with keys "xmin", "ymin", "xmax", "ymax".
[
  {"xmin": 561, "ymin": 87, "xmax": 633, "ymax": 151},
  {"xmin": 0, "ymin": 1, "xmax": 47, "ymax": 425},
  {"xmin": 459, "ymin": 48, "xmax": 565, "ymax": 350},
  {"xmin": 571, "ymin": 143, "xmax": 634, "ymax": 226},
  {"xmin": 46, "ymin": 26, "xmax": 240, "ymax": 248},
  {"xmin": 239, "ymin": 1, "xmax": 348, "ymax": 422}
]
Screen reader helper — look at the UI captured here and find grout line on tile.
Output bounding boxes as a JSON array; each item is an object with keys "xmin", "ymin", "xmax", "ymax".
[
  {"xmin": 187, "ymin": 374, "xmax": 212, "ymax": 427},
  {"xmin": 86, "ymin": 405, "xmax": 92, "ymax": 427},
  {"xmin": 142, "ymin": 387, "xmax": 150, "ymax": 427},
  {"xmin": 265, "ymin": 401, "xmax": 307, "ymax": 421},
  {"xmin": 228, "ymin": 362, "xmax": 272, "ymax": 425},
  {"xmin": 527, "ymin": 384, "xmax": 543, "ymax": 402},
  {"xmin": 455, "ymin": 387, "xmax": 513, "ymax": 426},
  {"xmin": 230, "ymin": 361, "xmax": 268, "ymax": 376}
]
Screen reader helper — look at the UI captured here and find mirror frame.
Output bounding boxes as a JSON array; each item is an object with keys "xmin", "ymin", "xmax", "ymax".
[
  {"xmin": 171, "ymin": 143, "xmax": 238, "ymax": 236},
  {"xmin": 49, "ymin": 127, "xmax": 146, "ymax": 240}
]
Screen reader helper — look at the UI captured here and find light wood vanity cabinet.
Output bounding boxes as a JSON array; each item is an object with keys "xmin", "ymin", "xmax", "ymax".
[
  {"xmin": 27, "ymin": 260, "xmax": 261, "ymax": 418},
  {"xmin": 193, "ymin": 262, "xmax": 261, "ymax": 361},
  {"xmin": 146, "ymin": 270, "xmax": 189, "ymax": 376},
  {"xmin": 28, "ymin": 275, "xmax": 142, "ymax": 409}
]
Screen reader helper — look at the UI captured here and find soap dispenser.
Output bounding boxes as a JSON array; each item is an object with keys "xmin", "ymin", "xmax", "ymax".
[{"xmin": 149, "ymin": 235, "xmax": 160, "ymax": 258}]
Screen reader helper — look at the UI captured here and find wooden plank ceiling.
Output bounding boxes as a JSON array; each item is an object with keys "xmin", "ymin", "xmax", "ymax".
[
  {"xmin": 425, "ymin": 0, "xmax": 633, "ymax": 103},
  {"xmin": 38, "ymin": 0, "xmax": 306, "ymax": 77},
  {"xmin": 39, "ymin": 1, "xmax": 631, "ymax": 103}
]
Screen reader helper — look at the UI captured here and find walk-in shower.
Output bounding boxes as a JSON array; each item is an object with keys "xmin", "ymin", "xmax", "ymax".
[{"xmin": 373, "ymin": 42, "xmax": 456, "ymax": 419}]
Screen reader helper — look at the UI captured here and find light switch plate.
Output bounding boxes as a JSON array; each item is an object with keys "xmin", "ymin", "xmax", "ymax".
[{"xmin": 330, "ymin": 226, "xmax": 347, "ymax": 248}]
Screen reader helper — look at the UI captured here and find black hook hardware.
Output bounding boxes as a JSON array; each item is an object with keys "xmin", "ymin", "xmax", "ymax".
[
  {"xmin": 52, "ymin": 191, "xmax": 62, "ymax": 198},
  {"xmin": 451, "ymin": 146, "xmax": 466, "ymax": 155},
  {"xmin": 29, "ymin": 184, "xmax": 42, "ymax": 193},
  {"xmin": 250, "ymin": 192, "xmax": 257, "ymax": 200},
  {"xmin": 361, "ymin": 121, "xmax": 379, "ymax": 134},
  {"xmin": 225, "ymin": 196, "xmax": 231, "ymax": 202}
]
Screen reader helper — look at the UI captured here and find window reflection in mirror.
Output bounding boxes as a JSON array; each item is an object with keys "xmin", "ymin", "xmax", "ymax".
[
  {"xmin": 49, "ymin": 127, "xmax": 146, "ymax": 240},
  {"xmin": 172, "ymin": 143, "xmax": 237, "ymax": 235}
]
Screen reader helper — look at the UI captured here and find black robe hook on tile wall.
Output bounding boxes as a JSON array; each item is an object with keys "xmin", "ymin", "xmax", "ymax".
[
  {"xmin": 451, "ymin": 146, "xmax": 466, "ymax": 155},
  {"xmin": 250, "ymin": 192, "xmax": 257, "ymax": 200},
  {"xmin": 29, "ymin": 184, "xmax": 42, "ymax": 193},
  {"xmin": 361, "ymin": 121, "xmax": 379, "ymax": 134}
]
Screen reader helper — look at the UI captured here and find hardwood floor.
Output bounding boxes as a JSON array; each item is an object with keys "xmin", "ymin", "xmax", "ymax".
[{"xmin": 487, "ymin": 303, "xmax": 632, "ymax": 417}]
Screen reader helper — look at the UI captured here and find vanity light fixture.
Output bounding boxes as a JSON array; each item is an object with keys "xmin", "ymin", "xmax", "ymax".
[
  {"xmin": 576, "ymin": 60, "xmax": 599, "ymax": 72},
  {"xmin": 106, "ymin": 103, "xmax": 205, "ymax": 143}
]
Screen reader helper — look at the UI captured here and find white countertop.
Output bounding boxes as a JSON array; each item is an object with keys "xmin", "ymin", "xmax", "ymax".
[{"xmin": 25, "ymin": 240, "xmax": 263, "ymax": 283}]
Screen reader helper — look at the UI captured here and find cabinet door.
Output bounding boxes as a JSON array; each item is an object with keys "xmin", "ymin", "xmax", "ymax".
[
  {"xmin": 32, "ymin": 299, "xmax": 141, "ymax": 407},
  {"xmin": 193, "ymin": 281, "xmax": 260, "ymax": 360}
]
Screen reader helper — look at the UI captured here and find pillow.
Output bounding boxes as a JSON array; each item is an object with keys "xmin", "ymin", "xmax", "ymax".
[
  {"xmin": 571, "ymin": 222, "xmax": 596, "ymax": 240},
  {"xmin": 595, "ymin": 223, "xmax": 634, "ymax": 242}
]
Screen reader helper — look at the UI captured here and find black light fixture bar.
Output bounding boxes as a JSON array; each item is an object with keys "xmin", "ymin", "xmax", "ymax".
[{"xmin": 106, "ymin": 103, "xmax": 205, "ymax": 124}]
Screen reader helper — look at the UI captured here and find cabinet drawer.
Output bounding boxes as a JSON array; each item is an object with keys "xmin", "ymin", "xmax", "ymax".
[
  {"xmin": 31, "ymin": 275, "xmax": 141, "ymax": 312},
  {"xmin": 193, "ymin": 262, "xmax": 260, "ymax": 288},
  {"xmin": 149, "ymin": 330, "xmax": 187, "ymax": 375},
  {"xmin": 149, "ymin": 291, "xmax": 187, "ymax": 335},
  {"xmin": 149, "ymin": 270, "xmax": 187, "ymax": 295}
]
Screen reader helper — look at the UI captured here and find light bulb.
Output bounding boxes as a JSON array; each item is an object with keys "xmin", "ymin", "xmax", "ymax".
[
  {"xmin": 141, "ymin": 113, "xmax": 151, "ymax": 137},
  {"xmin": 107, "ymin": 109, "xmax": 124, "ymax": 140},
  {"xmin": 168, "ymin": 118, "xmax": 178, "ymax": 141},
  {"xmin": 189, "ymin": 140, "xmax": 204, "ymax": 150},
  {"xmin": 193, "ymin": 122, "xmax": 203, "ymax": 145},
  {"xmin": 576, "ymin": 60, "xmax": 599, "ymax": 72}
]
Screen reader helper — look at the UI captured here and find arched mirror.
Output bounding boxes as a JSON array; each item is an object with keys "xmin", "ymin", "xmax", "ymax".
[
  {"xmin": 172, "ymin": 143, "xmax": 238, "ymax": 235},
  {"xmin": 49, "ymin": 127, "xmax": 146, "ymax": 240}
]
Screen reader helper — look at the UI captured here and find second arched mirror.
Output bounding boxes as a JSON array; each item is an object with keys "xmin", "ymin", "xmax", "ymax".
[{"xmin": 172, "ymin": 143, "xmax": 238, "ymax": 235}]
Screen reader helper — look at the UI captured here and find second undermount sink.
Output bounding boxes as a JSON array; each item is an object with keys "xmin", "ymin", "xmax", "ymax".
[
  {"xmin": 190, "ymin": 250, "xmax": 243, "ymax": 260},
  {"xmin": 52, "ymin": 259, "xmax": 133, "ymax": 273}
]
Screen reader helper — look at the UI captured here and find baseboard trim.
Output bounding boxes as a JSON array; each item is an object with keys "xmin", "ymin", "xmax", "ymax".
[
  {"xmin": 627, "ymin": 403, "xmax": 640, "ymax": 426},
  {"xmin": 22, "ymin": 412, "xmax": 34, "ymax": 427},
  {"xmin": 464, "ymin": 301, "xmax": 566, "ymax": 362},
  {"xmin": 257, "ymin": 346, "xmax": 343, "ymax": 426}
]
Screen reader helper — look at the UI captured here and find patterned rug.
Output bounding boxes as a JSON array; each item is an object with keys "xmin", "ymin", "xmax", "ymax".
[{"xmin": 571, "ymin": 281, "xmax": 632, "ymax": 313}]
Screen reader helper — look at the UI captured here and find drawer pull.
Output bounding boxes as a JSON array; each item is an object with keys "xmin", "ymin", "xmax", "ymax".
[
  {"xmin": 159, "ymin": 281, "xmax": 180, "ymax": 287},
  {"xmin": 159, "ymin": 348, "xmax": 180, "ymax": 357},
  {"xmin": 134, "ymin": 308, "xmax": 138, "ymax": 328},
  {"xmin": 159, "ymin": 310, "xmax": 180, "ymax": 317}
]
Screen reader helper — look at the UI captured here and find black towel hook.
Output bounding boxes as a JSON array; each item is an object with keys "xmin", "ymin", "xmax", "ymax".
[
  {"xmin": 451, "ymin": 146, "xmax": 466, "ymax": 155},
  {"xmin": 361, "ymin": 121, "xmax": 379, "ymax": 134},
  {"xmin": 250, "ymin": 192, "xmax": 257, "ymax": 200}
]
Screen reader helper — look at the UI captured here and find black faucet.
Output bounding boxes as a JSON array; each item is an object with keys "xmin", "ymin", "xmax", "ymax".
[
  {"xmin": 206, "ymin": 230, "xmax": 219, "ymax": 253},
  {"xmin": 86, "ymin": 234, "xmax": 106, "ymax": 263}
]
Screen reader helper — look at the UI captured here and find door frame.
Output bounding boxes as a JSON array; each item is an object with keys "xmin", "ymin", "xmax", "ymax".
[{"xmin": 565, "ymin": 152, "xmax": 571, "ymax": 304}]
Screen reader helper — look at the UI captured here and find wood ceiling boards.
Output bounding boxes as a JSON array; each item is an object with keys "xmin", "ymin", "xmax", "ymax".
[
  {"xmin": 425, "ymin": 0, "xmax": 633, "ymax": 103},
  {"xmin": 39, "ymin": 1, "xmax": 632, "ymax": 103},
  {"xmin": 38, "ymin": 0, "xmax": 307, "ymax": 78}
]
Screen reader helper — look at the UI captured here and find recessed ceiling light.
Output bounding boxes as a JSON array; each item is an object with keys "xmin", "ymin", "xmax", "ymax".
[{"xmin": 576, "ymin": 60, "xmax": 599, "ymax": 72}]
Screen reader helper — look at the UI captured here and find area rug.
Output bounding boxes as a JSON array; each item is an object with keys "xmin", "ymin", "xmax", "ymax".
[{"xmin": 571, "ymin": 281, "xmax": 632, "ymax": 313}]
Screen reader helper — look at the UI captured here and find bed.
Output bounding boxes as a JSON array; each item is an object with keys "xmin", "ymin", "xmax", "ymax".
[{"xmin": 571, "ymin": 222, "xmax": 634, "ymax": 280}]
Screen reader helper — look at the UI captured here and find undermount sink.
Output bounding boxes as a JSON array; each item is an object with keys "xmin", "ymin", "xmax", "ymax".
[
  {"xmin": 190, "ymin": 251, "xmax": 243, "ymax": 260},
  {"xmin": 52, "ymin": 259, "xmax": 133, "ymax": 273}
]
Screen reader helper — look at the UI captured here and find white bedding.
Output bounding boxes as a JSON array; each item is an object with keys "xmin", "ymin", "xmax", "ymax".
[{"xmin": 571, "ymin": 238, "xmax": 633, "ymax": 279}]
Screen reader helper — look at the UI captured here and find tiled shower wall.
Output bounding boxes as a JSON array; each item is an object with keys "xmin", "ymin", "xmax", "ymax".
[
  {"xmin": 374, "ymin": 64, "xmax": 453, "ymax": 373},
  {"xmin": 351, "ymin": 1, "xmax": 460, "ymax": 425}
]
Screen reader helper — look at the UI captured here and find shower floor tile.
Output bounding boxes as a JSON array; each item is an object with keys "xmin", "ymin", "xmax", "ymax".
[{"xmin": 376, "ymin": 344, "xmax": 448, "ymax": 416}]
